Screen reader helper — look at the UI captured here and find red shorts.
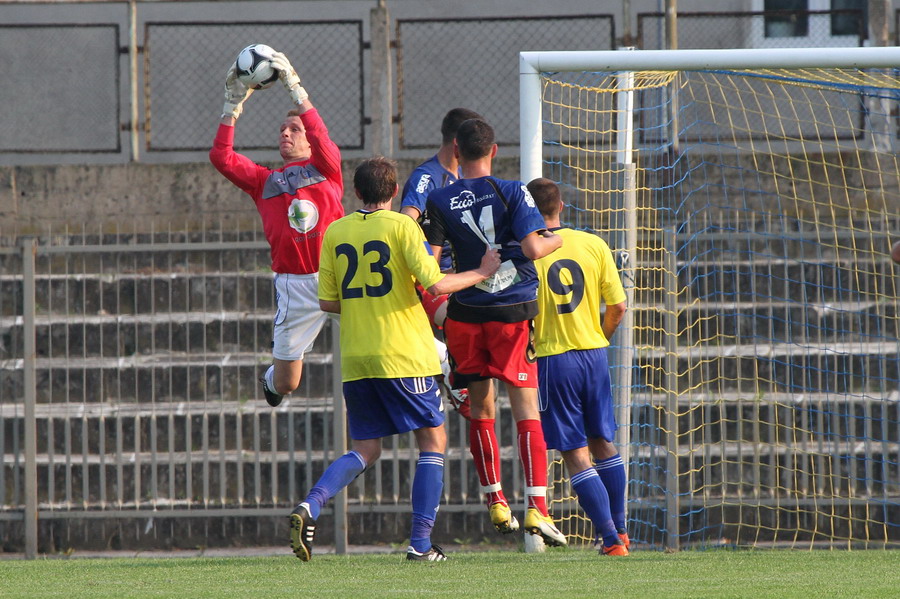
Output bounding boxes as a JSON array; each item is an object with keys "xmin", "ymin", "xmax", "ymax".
[{"xmin": 443, "ymin": 318, "xmax": 537, "ymax": 388}]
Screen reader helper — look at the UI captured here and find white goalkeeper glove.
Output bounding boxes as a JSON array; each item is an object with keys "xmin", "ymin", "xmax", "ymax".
[
  {"xmin": 222, "ymin": 64, "xmax": 254, "ymax": 120},
  {"xmin": 270, "ymin": 51, "xmax": 309, "ymax": 105}
]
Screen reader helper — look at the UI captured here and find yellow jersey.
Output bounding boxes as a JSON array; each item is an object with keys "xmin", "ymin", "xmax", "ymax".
[
  {"xmin": 533, "ymin": 227, "xmax": 626, "ymax": 357},
  {"xmin": 319, "ymin": 209, "xmax": 445, "ymax": 380}
]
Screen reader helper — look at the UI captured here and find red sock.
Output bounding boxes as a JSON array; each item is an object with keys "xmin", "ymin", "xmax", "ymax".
[
  {"xmin": 517, "ymin": 419, "xmax": 548, "ymax": 515},
  {"xmin": 469, "ymin": 418, "xmax": 506, "ymax": 506}
]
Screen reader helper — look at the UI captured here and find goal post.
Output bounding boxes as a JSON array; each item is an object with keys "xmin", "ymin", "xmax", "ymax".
[
  {"xmin": 521, "ymin": 46, "xmax": 900, "ymax": 182},
  {"xmin": 521, "ymin": 46, "xmax": 900, "ymax": 550}
]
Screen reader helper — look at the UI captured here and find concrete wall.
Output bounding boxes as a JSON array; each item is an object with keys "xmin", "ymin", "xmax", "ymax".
[{"xmin": 0, "ymin": 156, "xmax": 525, "ymax": 235}]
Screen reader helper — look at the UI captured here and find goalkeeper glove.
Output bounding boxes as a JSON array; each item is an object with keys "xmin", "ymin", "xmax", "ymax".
[
  {"xmin": 270, "ymin": 51, "xmax": 308, "ymax": 105},
  {"xmin": 222, "ymin": 64, "xmax": 254, "ymax": 120}
]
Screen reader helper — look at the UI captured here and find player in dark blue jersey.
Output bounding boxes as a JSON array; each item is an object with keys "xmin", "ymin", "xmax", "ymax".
[
  {"xmin": 424, "ymin": 118, "xmax": 565, "ymax": 547},
  {"xmin": 401, "ymin": 107, "xmax": 483, "ymax": 274},
  {"xmin": 401, "ymin": 108, "xmax": 482, "ymax": 418}
]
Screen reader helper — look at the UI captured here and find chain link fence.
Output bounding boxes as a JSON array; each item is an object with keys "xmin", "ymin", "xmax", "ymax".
[
  {"xmin": 0, "ymin": 24, "xmax": 121, "ymax": 153},
  {"xmin": 145, "ymin": 21, "xmax": 364, "ymax": 152},
  {"xmin": 0, "ymin": 5, "xmax": 879, "ymax": 163},
  {"xmin": 396, "ymin": 15, "xmax": 615, "ymax": 149}
]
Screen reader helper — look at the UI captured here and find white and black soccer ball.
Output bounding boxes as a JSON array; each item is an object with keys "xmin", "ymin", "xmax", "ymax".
[{"xmin": 235, "ymin": 44, "xmax": 279, "ymax": 90}]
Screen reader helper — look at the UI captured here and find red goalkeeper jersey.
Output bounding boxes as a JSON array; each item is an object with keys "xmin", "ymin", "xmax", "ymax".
[{"xmin": 209, "ymin": 109, "xmax": 344, "ymax": 275}]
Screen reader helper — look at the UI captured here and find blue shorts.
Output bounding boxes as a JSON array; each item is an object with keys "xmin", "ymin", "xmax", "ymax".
[
  {"xmin": 344, "ymin": 376, "xmax": 445, "ymax": 440},
  {"xmin": 537, "ymin": 348, "xmax": 616, "ymax": 451}
]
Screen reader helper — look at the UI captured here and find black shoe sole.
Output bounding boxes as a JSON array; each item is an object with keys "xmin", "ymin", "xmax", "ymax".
[{"xmin": 289, "ymin": 512, "xmax": 314, "ymax": 561}]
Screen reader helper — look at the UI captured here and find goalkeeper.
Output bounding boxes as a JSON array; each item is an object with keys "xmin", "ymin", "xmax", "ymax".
[
  {"xmin": 210, "ymin": 49, "xmax": 344, "ymax": 409},
  {"xmin": 527, "ymin": 178, "xmax": 630, "ymax": 557}
]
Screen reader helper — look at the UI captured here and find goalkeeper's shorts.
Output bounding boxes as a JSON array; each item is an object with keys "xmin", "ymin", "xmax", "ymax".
[{"xmin": 271, "ymin": 273, "xmax": 330, "ymax": 361}]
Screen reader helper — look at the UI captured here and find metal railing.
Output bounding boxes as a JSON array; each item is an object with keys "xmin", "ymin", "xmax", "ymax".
[{"xmin": 0, "ymin": 225, "xmax": 527, "ymax": 556}]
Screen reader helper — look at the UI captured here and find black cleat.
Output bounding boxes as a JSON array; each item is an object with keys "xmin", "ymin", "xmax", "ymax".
[
  {"xmin": 260, "ymin": 376, "xmax": 283, "ymax": 407},
  {"xmin": 290, "ymin": 503, "xmax": 316, "ymax": 561},
  {"xmin": 406, "ymin": 544, "xmax": 447, "ymax": 561}
]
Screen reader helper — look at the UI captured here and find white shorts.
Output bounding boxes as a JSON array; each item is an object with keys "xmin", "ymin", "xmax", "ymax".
[{"xmin": 272, "ymin": 272, "xmax": 329, "ymax": 361}]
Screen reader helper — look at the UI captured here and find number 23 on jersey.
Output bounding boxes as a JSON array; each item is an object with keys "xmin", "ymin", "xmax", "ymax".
[{"xmin": 335, "ymin": 241, "xmax": 394, "ymax": 299}]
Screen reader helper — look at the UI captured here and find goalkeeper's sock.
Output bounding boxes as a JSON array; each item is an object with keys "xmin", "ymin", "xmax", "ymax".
[
  {"xmin": 517, "ymin": 419, "xmax": 549, "ymax": 516},
  {"xmin": 469, "ymin": 419, "xmax": 507, "ymax": 506},
  {"xmin": 409, "ymin": 452, "xmax": 444, "ymax": 553},
  {"xmin": 304, "ymin": 450, "xmax": 367, "ymax": 520},
  {"xmin": 571, "ymin": 467, "xmax": 619, "ymax": 547},
  {"xmin": 595, "ymin": 454, "xmax": 627, "ymax": 530}
]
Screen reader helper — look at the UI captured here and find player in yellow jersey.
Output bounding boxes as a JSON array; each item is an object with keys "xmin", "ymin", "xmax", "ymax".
[
  {"xmin": 288, "ymin": 157, "xmax": 499, "ymax": 563},
  {"xmin": 528, "ymin": 178, "xmax": 630, "ymax": 556}
]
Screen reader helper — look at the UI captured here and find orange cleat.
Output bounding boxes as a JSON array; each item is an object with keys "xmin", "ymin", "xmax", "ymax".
[{"xmin": 599, "ymin": 541, "xmax": 629, "ymax": 556}]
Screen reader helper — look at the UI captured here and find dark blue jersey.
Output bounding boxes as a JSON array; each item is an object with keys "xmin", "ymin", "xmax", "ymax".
[
  {"xmin": 424, "ymin": 176, "xmax": 546, "ymax": 309},
  {"xmin": 401, "ymin": 155, "xmax": 458, "ymax": 271}
]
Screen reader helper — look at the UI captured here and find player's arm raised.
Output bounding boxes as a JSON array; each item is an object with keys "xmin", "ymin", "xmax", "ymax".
[
  {"xmin": 220, "ymin": 63, "xmax": 254, "ymax": 125},
  {"xmin": 271, "ymin": 50, "xmax": 341, "ymax": 181},
  {"xmin": 211, "ymin": 63, "xmax": 267, "ymax": 193},
  {"xmin": 270, "ymin": 52, "xmax": 310, "ymax": 112}
]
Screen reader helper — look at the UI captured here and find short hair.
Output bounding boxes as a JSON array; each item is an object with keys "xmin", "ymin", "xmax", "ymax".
[
  {"xmin": 286, "ymin": 108, "xmax": 303, "ymax": 118},
  {"xmin": 527, "ymin": 178, "xmax": 563, "ymax": 218},
  {"xmin": 441, "ymin": 108, "xmax": 483, "ymax": 144},
  {"xmin": 354, "ymin": 157, "xmax": 397, "ymax": 204},
  {"xmin": 455, "ymin": 119, "xmax": 495, "ymax": 161}
]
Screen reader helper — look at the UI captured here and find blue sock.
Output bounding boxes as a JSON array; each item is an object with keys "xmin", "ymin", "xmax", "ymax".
[
  {"xmin": 304, "ymin": 450, "xmax": 367, "ymax": 520},
  {"xmin": 595, "ymin": 455, "xmax": 627, "ymax": 531},
  {"xmin": 571, "ymin": 467, "xmax": 618, "ymax": 547},
  {"xmin": 409, "ymin": 452, "xmax": 444, "ymax": 553}
]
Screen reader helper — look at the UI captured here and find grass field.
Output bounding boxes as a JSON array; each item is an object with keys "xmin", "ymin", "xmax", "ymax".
[{"xmin": 2, "ymin": 548, "xmax": 899, "ymax": 599}]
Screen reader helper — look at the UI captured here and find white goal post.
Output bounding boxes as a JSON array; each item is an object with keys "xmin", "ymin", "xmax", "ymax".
[
  {"xmin": 519, "ymin": 46, "xmax": 900, "ymax": 551},
  {"xmin": 521, "ymin": 46, "xmax": 900, "ymax": 182}
]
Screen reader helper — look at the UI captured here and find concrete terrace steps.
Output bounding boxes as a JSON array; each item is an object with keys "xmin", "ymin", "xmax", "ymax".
[
  {"xmin": 1, "ymin": 255, "xmax": 895, "ymax": 316},
  {"xmin": 1, "ymin": 298, "xmax": 894, "ymax": 359},
  {"xmin": 0, "ymin": 270, "xmax": 276, "ymax": 317},
  {"xmin": 0, "ymin": 340, "xmax": 891, "ymax": 402},
  {"xmin": 0, "ymin": 351, "xmax": 335, "ymax": 403},
  {"xmin": 3, "ymin": 390, "xmax": 894, "ymax": 460},
  {"xmin": 1, "ymin": 311, "xmax": 276, "ymax": 358},
  {"xmin": 0, "ymin": 230, "xmax": 894, "ymax": 404}
]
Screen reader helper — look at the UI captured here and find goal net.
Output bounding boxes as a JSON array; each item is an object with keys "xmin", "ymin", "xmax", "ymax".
[{"xmin": 521, "ymin": 48, "xmax": 900, "ymax": 550}]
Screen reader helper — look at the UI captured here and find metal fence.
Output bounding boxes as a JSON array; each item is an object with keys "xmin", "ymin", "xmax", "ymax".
[
  {"xmin": 0, "ymin": 224, "xmax": 528, "ymax": 555},
  {"xmin": 0, "ymin": 23, "xmax": 122, "ymax": 154},
  {"xmin": 395, "ymin": 15, "xmax": 615, "ymax": 149},
  {"xmin": 144, "ymin": 20, "xmax": 365, "ymax": 152}
]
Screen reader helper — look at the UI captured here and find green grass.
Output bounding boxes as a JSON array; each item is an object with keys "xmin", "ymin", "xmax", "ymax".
[{"xmin": 2, "ymin": 548, "xmax": 899, "ymax": 599}]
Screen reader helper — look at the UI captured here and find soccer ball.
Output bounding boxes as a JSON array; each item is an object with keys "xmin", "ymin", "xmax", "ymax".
[{"xmin": 235, "ymin": 44, "xmax": 279, "ymax": 90}]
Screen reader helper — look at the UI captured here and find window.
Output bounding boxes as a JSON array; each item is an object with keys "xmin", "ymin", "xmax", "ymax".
[
  {"xmin": 764, "ymin": 0, "xmax": 809, "ymax": 38},
  {"xmin": 830, "ymin": 0, "xmax": 866, "ymax": 37}
]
